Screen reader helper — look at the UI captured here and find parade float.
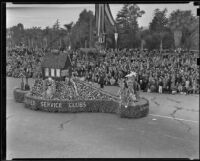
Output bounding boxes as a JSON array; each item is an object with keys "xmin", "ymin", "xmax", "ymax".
[
  {"xmin": 14, "ymin": 4, "xmax": 149, "ymax": 118},
  {"xmin": 13, "ymin": 50, "xmax": 149, "ymax": 118}
]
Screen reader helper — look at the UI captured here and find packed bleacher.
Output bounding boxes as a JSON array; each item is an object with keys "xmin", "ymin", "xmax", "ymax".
[
  {"xmin": 72, "ymin": 48, "xmax": 199, "ymax": 94},
  {"xmin": 6, "ymin": 47, "xmax": 199, "ymax": 95},
  {"xmin": 6, "ymin": 47, "xmax": 45, "ymax": 78}
]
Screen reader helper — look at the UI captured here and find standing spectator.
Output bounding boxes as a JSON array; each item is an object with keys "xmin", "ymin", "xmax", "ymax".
[
  {"xmin": 105, "ymin": 74, "xmax": 110, "ymax": 85},
  {"xmin": 185, "ymin": 78, "xmax": 190, "ymax": 95},
  {"xmin": 192, "ymin": 78, "xmax": 197, "ymax": 94},
  {"xmin": 99, "ymin": 74, "xmax": 105, "ymax": 88},
  {"xmin": 158, "ymin": 78, "xmax": 163, "ymax": 94},
  {"xmin": 171, "ymin": 75, "xmax": 177, "ymax": 94},
  {"xmin": 110, "ymin": 76, "xmax": 116, "ymax": 86},
  {"xmin": 178, "ymin": 82, "xmax": 183, "ymax": 93},
  {"xmin": 166, "ymin": 76, "xmax": 171, "ymax": 93}
]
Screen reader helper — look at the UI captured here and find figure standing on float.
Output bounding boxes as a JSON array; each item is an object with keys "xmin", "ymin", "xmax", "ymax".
[{"xmin": 118, "ymin": 71, "xmax": 140, "ymax": 108}]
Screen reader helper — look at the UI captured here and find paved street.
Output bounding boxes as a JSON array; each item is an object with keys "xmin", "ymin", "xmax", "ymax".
[{"xmin": 6, "ymin": 77, "xmax": 199, "ymax": 159}]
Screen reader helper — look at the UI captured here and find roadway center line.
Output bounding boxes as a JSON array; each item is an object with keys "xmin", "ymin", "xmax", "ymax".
[{"xmin": 149, "ymin": 114, "xmax": 199, "ymax": 124}]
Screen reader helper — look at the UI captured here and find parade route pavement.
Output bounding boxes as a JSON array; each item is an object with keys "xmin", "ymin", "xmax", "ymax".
[{"xmin": 6, "ymin": 78, "xmax": 199, "ymax": 159}]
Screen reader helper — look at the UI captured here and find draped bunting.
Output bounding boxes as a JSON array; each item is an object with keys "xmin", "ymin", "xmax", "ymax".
[{"xmin": 95, "ymin": 4, "xmax": 115, "ymax": 42}]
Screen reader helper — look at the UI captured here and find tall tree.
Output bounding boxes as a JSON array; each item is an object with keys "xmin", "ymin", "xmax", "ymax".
[
  {"xmin": 70, "ymin": 9, "xmax": 95, "ymax": 49},
  {"xmin": 137, "ymin": 28, "xmax": 150, "ymax": 50},
  {"xmin": 9, "ymin": 23, "xmax": 25, "ymax": 46},
  {"xmin": 53, "ymin": 19, "xmax": 60, "ymax": 30},
  {"xmin": 116, "ymin": 4, "xmax": 145, "ymax": 48},
  {"xmin": 183, "ymin": 17, "xmax": 199, "ymax": 50},
  {"xmin": 149, "ymin": 8, "xmax": 168, "ymax": 51},
  {"xmin": 189, "ymin": 18, "xmax": 199, "ymax": 50},
  {"xmin": 168, "ymin": 9, "xmax": 196, "ymax": 49}
]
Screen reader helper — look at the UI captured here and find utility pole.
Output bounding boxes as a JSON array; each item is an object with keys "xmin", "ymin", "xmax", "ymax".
[
  {"xmin": 89, "ymin": 15, "xmax": 92, "ymax": 48},
  {"xmin": 104, "ymin": 33, "xmax": 107, "ymax": 49}
]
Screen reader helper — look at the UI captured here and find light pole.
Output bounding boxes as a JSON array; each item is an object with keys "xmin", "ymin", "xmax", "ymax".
[{"xmin": 114, "ymin": 32, "xmax": 118, "ymax": 49}]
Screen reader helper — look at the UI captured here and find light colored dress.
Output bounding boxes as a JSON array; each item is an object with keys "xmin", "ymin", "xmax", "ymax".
[
  {"xmin": 118, "ymin": 85, "xmax": 128, "ymax": 106},
  {"xmin": 127, "ymin": 87, "xmax": 136, "ymax": 105},
  {"xmin": 46, "ymin": 86, "xmax": 53, "ymax": 99}
]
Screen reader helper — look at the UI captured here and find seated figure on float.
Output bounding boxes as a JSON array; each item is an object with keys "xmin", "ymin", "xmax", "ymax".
[
  {"xmin": 43, "ymin": 77, "xmax": 55, "ymax": 99},
  {"xmin": 42, "ymin": 74, "xmax": 78, "ymax": 100}
]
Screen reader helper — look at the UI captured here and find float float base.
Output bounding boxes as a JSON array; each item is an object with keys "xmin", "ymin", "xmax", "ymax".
[{"xmin": 23, "ymin": 93, "xmax": 149, "ymax": 118}]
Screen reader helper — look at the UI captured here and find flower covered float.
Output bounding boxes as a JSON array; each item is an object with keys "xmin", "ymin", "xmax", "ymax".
[
  {"xmin": 24, "ymin": 76, "xmax": 149, "ymax": 118},
  {"xmin": 19, "ymin": 50, "xmax": 149, "ymax": 118},
  {"xmin": 24, "ymin": 77, "xmax": 120, "ymax": 113},
  {"xmin": 118, "ymin": 71, "xmax": 149, "ymax": 118}
]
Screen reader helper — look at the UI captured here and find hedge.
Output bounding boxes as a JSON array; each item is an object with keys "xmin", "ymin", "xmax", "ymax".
[
  {"xmin": 13, "ymin": 88, "xmax": 30, "ymax": 103},
  {"xmin": 24, "ymin": 93, "xmax": 149, "ymax": 118}
]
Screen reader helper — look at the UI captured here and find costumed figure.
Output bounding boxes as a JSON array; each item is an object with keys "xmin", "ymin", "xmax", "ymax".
[
  {"xmin": 126, "ymin": 78, "xmax": 136, "ymax": 107},
  {"xmin": 123, "ymin": 71, "xmax": 140, "ymax": 108},
  {"xmin": 131, "ymin": 72, "xmax": 140, "ymax": 100},
  {"xmin": 44, "ymin": 77, "xmax": 55, "ymax": 99},
  {"xmin": 70, "ymin": 78, "xmax": 79, "ymax": 97},
  {"xmin": 118, "ymin": 79, "xmax": 128, "ymax": 107},
  {"xmin": 65, "ymin": 76, "xmax": 70, "ymax": 84},
  {"xmin": 19, "ymin": 70, "xmax": 25, "ymax": 90}
]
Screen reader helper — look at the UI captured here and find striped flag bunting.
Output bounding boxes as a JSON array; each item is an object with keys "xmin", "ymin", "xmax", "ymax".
[{"xmin": 95, "ymin": 4, "xmax": 115, "ymax": 43}]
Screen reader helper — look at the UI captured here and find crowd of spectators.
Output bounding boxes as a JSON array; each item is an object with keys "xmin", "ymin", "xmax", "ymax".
[
  {"xmin": 71, "ymin": 48, "xmax": 199, "ymax": 95},
  {"xmin": 6, "ymin": 47, "xmax": 45, "ymax": 78},
  {"xmin": 7, "ymin": 46, "xmax": 199, "ymax": 95}
]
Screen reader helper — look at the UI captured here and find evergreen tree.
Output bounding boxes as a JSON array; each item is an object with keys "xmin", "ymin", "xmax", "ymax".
[
  {"xmin": 149, "ymin": 8, "xmax": 168, "ymax": 51},
  {"xmin": 116, "ymin": 4, "xmax": 145, "ymax": 48},
  {"xmin": 70, "ymin": 9, "xmax": 95, "ymax": 49},
  {"xmin": 168, "ymin": 10, "xmax": 197, "ymax": 49}
]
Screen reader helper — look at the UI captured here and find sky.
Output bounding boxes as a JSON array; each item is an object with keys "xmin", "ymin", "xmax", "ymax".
[{"xmin": 6, "ymin": 3, "xmax": 198, "ymax": 29}]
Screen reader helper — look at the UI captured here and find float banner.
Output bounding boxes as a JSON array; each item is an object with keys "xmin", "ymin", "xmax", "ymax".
[
  {"xmin": 24, "ymin": 93, "xmax": 149, "ymax": 118},
  {"xmin": 24, "ymin": 94, "xmax": 119, "ymax": 113}
]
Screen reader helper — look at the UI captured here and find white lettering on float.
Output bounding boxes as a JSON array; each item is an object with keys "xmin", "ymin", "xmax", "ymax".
[
  {"xmin": 41, "ymin": 101, "xmax": 62, "ymax": 108},
  {"xmin": 40, "ymin": 101, "xmax": 86, "ymax": 109},
  {"xmin": 68, "ymin": 102, "xmax": 86, "ymax": 108}
]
